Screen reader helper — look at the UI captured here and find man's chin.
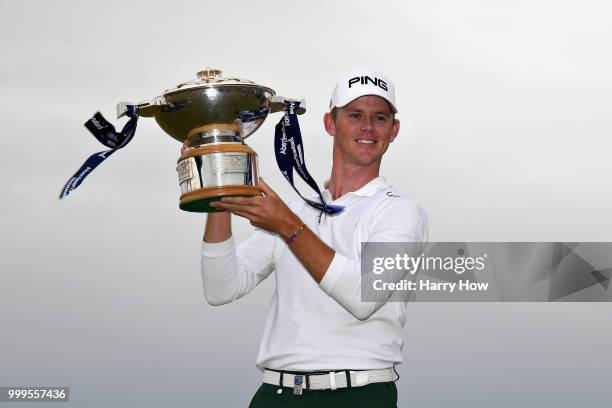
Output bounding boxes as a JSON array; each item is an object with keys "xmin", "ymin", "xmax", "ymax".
[{"xmin": 351, "ymin": 156, "xmax": 383, "ymax": 168}]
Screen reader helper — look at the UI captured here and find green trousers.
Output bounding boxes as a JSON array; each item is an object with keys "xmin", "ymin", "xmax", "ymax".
[{"xmin": 248, "ymin": 382, "xmax": 398, "ymax": 408}]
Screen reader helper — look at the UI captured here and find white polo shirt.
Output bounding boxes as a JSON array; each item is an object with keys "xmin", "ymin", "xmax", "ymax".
[{"xmin": 200, "ymin": 176, "xmax": 428, "ymax": 371}]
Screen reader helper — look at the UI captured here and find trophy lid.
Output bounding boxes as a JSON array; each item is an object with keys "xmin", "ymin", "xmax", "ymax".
[{"xmin": 163, "ymin": 68, "xmax": 272, "ymax": 96}]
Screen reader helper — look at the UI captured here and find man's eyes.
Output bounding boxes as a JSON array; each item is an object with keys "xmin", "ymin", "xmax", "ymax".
[{"xmin": 348, "ymin": 113, "xmax": 388, "ymax": 121}]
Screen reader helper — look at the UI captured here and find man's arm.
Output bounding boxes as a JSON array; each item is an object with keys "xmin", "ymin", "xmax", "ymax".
[
  {"xmin": 314, "ymin": 204, "xmax": 427, "ymax": 320},
  {"xmin": 181, "ymin": 137, "xmax": 276, "ymax": 306},
  {"xmin": 210, "ymin": 179, "xmax": 335, "ymax": 282},
  {"xmin": 285, "ymin": 226, "xmax": 334, "ymax": 283},
  {"xmin": 211, "ymin": 179, "xmax": 428, "ymax": 320},
  {"xmin": 200, "ymin": 210, "xmax": 276, "ymax": 306},
  {"xmin": 203, "ymin": 212, "xmax": 231, "ymax": 243}
]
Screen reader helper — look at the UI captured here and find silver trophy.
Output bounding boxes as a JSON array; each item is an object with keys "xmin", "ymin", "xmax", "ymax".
[{"xmin": 117, "ymin": 68, "xmax": 305, "ymax": 212}]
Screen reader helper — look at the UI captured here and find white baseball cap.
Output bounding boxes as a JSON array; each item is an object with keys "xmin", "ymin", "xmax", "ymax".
[{"xmin": 329, "ymin": 67, "xmax": 398, "ymax": 113}]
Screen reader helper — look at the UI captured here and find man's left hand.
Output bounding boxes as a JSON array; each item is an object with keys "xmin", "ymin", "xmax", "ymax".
[{"xmin": 210, "ymin": 178, "xmax": 303, "ymax": 240}]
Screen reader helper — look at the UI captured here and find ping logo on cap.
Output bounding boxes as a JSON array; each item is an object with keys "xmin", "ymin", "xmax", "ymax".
[{"xmin": 348, "ymin": 76, "xmax": 388, "ymax": 92}]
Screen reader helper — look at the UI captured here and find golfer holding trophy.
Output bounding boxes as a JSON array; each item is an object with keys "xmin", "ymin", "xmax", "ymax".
[
  {"xmin": 60, "ymin": 67, "xmax": 428, "ymax": 407},
  {"xmin": 200, "ymin": 68, "xmax": 428, "ymax": 408}
]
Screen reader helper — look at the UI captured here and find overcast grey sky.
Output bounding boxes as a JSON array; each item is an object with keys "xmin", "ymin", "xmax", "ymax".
[{"xmin": 1, "ymin": 1, "xmax": 611, "ymax": 406}]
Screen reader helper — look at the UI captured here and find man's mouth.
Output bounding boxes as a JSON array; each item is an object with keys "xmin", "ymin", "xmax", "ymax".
[{"xmin": 355, "ymin": 139, "xmax": 377, "ymax": 145}]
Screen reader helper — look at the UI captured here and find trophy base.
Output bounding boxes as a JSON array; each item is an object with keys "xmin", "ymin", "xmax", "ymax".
[{"xmin": 179, "ymin": 185, "xmax": 262, "ymax": 213}]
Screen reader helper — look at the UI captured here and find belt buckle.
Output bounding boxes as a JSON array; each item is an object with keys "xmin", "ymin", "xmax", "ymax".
[{"xmin": 293, "ymin": 375, "xmax": 304, "ymax": 395}]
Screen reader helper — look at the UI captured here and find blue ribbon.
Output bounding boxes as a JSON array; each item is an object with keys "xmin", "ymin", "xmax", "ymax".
[
  {"xmin": 274, "ymin": 101, "xmax": 344, "ymax": 215},
  {"xmin": 58, "ymin": 105, "xmax": 139, "ymax": 199}
]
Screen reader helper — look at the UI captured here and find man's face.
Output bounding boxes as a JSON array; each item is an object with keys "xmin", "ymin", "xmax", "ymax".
[{"xmin": 324, "ymin": 95, "xmax": 400, "ymax": 168}]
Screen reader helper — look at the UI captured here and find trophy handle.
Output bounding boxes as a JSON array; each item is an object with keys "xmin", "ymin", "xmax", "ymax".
[
  {"xmin": 270, "ymin": 96, "xmax": 306, "ymax": 115},
  {"xmin": 117, "ymin": 97, "xmax": 166, "ymax": 119}
]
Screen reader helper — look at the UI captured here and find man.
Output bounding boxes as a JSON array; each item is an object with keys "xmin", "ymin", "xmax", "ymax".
[{"xmin": 199, "ymin": 67, "xmax": 428, "ymax": 407}]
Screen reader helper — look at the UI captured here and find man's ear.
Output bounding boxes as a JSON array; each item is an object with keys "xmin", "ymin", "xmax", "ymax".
[
  {"xmin": 323, "ymin": 112, "xmax": 336, "ymax": 137},
  {"xmin": 389, "ymin": 118, "xmax": 400, "ymax": 143}
]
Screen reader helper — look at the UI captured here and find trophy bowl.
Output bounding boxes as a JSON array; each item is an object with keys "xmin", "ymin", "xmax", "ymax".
[{"xmin": 117, "ymin": 68, "xmax": 305, "ymax": 212}]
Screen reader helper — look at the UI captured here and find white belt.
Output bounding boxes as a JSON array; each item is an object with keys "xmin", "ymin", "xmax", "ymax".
[{"xmin": 262, "ymin": 368, "xmax": 395, "ymax": 391}]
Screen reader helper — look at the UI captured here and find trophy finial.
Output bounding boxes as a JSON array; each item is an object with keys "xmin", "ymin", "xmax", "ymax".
[{"xmin": 197, "ymin": 68, "xmax": 221, "ymax": 79}]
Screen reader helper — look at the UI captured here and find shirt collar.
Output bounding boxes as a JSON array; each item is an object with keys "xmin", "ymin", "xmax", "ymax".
[{"xmin": 312, "ymin": 176, "xmax": 390, "ymax": 202}]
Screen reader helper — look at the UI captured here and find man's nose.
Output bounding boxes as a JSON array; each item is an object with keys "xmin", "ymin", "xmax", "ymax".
[{"xmin": 361, "ymin": 115, "xmax": 374, "ymax": 130}]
